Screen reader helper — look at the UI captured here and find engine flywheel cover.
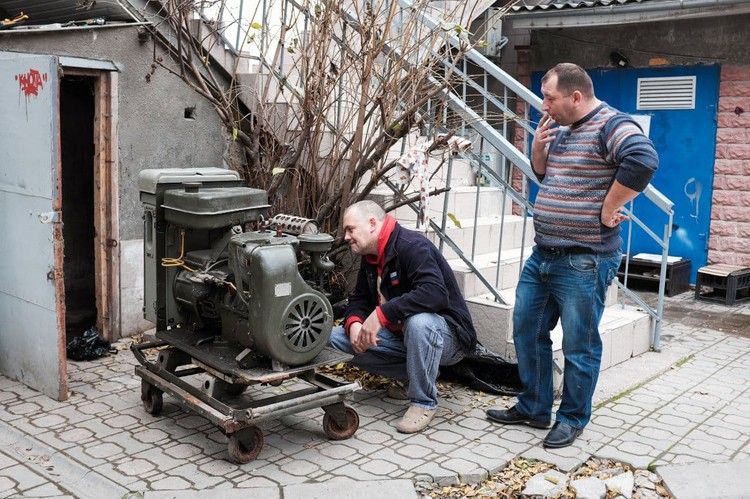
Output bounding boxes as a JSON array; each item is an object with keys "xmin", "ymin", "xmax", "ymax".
[{"xmin": 281, "ymin": 293, "xmax": 332, "ymax": 353}]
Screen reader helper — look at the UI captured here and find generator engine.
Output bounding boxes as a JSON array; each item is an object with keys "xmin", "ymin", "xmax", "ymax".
[{"xmin": 139, "ymin": 168, "xmax": 334, "ymax": 367}]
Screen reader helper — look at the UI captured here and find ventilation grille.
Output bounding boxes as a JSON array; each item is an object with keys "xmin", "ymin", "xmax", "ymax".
[{"xmin": 637, "ymin": 76, "xmax": 696, "ymax": 110}]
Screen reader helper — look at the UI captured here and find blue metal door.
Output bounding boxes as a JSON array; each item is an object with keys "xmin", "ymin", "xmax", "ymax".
[{"xmin": 532, "ymin": 65, "xmax": 720, "ymax": 282}]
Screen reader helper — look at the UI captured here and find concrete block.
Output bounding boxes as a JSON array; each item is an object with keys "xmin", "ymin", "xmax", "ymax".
[
  {"xmin": 657, "ymin": 461, "xmax": 750, "ymax": 499},
  {"xmin": 465, "ymin": 296, "xmax": 512, "ymax": 356},
  {"xmin": 632, "ymin": 315, "xmax": 653, "ymax": 355},
  {"xmin": 119, "ymin": 239, "xmax": 154, "ymax": 338},
  {"xmin": 609, "ymin": 318, "xmax": 635, "ymax": 367}
]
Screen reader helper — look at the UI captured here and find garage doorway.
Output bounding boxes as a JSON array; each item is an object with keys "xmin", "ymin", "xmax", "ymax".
[
  {"xmin": 61, "ymin": 75, "xmax": 97, "ymax": 339},
  {"xmin": 61, "ymin": 68, "xmax": 120, "ymax": 346}
]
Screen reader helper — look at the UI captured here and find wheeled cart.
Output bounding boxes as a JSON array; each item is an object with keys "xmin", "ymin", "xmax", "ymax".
[{"xmin": 132, "ymin": 330, "xmax": 361, "ymax": 463}]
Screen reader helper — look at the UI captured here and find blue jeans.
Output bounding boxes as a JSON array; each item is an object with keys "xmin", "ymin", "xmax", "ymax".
[
  {"xmin": 513, "ymin": 246, "xmax": 621, "ymax": 429},
  {"xmin": 328, "ymin": 313, "xmax": 465, "ymax": 409}
]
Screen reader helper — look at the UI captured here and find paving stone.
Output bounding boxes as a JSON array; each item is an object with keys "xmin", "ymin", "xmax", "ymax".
[
  {"xmin": 522, "ymin": 445, "xmax": 588, "ymax": 473},
  {"xmin": 132, "ymin": 428, "xmax": 171, "ymax": 444},
  {"xmin": 425, "ymin": 430, "xmax": 462, "ymax": 445},
  {"xmin": 0, "ymin": 475, "xmax": 17, "ymax": 493},
  {"xmin": 356, "ymin": 429, "xmax": 393, "ymax": 445},
  {"xmin": 29, "ymin": 414, "xmax": 68, "ymax": 430},
  {"xmin": 658, "ymin": 460, "xmax": 750, "ymax": 499},
  {"xmin": 150, "ymin": 476, "xmax": 193, "ymax": 490},
  {"xmin": 394, "ymin": 443, "xmax": 432, "ymax": 459},
  {"xmin": 91, "ymin": 462, "xmax": 145, "ymax": 488},
  {"xmin": 571, "ymin": 476, "xmax": 606, "ymax": 499},
  {"xmin": 605, "ymin": 471, "xmax": 634, "ymax": 499},
  {"xmin": 234, "ymin": 476, "xmax": 279, "ymax": 488},
  {"xmin": 168, "ymin": 462, "xmax": 224, "ymax": 488},
  {"xmin": 21, "ymin": 482, "xmax": 69, "ymax": 497},
  {"xmin": 595, "ymin": 444, "xmax": 654, "ymax": 469},
  {"xmin": 283, "ymin": 479, "xmax": 417, "ymax": 499},
  {"xmin": 522, "ymin": 469, "xmax": 568, "ymax": 498},
  {"xmin": 131, "ymin": 449, "xmax": 185, "ymax": 472},
  {"xmin": 7, "ymin": 402, "xmax": 43, "ymax": 416},
  {"xmin": 163, "ymin": 443, "xmax": 203, "ymax": 460},
  {"xmin": 116, "ymin": 458, "xmax": 156, "ymax": 476},
  {"xmin": 410, "ymin": 462, "xmax": 458, "ymax": 486},
  {"xmin": 84, "ymin": 442, "xmax": 125, "ymax": 460}
]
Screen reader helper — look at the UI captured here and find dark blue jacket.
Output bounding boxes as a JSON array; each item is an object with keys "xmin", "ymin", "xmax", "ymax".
[{"xmin": 344, "ymin": 223, "xmax": 477, "ymax": 352}]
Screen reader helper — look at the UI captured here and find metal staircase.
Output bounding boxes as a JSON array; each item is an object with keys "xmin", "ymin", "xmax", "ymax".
[{"xmin": 127, "ymin": 0, "xmax": 676, "ymax": 374}]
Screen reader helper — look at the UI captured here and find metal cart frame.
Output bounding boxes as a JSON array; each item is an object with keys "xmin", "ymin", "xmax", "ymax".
[{"xmin": 132, "ymin": 331, "xmax": 360, "ymax": 463}]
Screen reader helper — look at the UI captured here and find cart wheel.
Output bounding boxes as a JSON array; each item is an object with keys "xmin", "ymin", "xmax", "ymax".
[
  {"xmin": 224, "ymin": 383, "xmax": 247, "ymax": 397},
  {"xmin": 141, "ymin": 381, "xmax": 163, "ymax": 416},
  {"xmin": 323, "ymin": 406, "xmax": 359, "ymax": 440},
  {"xmin": 228, "ymin": 426, "xmax": 264, "ymax": 464}
]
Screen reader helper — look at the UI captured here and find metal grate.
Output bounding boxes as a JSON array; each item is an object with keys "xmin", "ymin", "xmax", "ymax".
[{"xmin": 637, "ymin": 76, "xmax": 696, "ymax": 110}]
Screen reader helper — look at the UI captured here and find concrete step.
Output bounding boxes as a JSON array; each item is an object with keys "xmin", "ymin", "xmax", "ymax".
[
  {"xmin": 372, "ymin": 152, "xmax": 477, "ymax": 188},
  {"xmin": 399, "ymin": 214, "xmax": 535, "ymax": 260},
  {"xmin": 465, "ymin": 291, "xmax": 650, "ymax": 389},
  {"xmin": 466, "ymin": 283, "xmax": 619, "ymax": 355},
  {"xmin": 369, "ymin": 185, "xmax": 511, "ymax": 222},
  {"xmin": 446, "ymin": 246, "xmax": 534, "ymax": 298}
]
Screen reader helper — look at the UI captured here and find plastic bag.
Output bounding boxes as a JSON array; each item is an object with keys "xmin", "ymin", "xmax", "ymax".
[
  {"xmin": 66, "ymin": 326, "xmax": 115, "ymax": 361},
  {"xmin": 440, "ymin": 343, "xmax": 522, "ymax": 396}
]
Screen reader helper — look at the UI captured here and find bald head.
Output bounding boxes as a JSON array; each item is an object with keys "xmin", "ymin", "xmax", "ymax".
[
  {"xmin": 344, "ymin": 200, "xmax": 386, "ymax": 222},
  {"xmin": 343, "ymin": 200, "xmax": 386, "ymax": 255}
]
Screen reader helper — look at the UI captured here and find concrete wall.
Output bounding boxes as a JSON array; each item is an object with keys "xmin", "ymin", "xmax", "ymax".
[
  {"xmin": 507, "ymin": 15, "xmax": 750, "ymax": 268},
  {"xmin": 527, "ymin": 15, "xmax": 750, "ymax": 71},
  {"xmin": 0, "ymin": 25, "xmax": 232, "ymax": 336},
  {"xmin": 0, "ymin": 26, "xmax": 229, "ymax": 240}
]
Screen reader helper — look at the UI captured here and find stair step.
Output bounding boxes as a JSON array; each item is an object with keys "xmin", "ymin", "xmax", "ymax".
[
  {"xmin": 369, "ymin": 185, "xmax": 512, "ymax": 221},
  {"xmin": 446, "ymin": 246, "xmax": 534, "ymax": 298},
  {"xmin": 400, "ymin": 215, "xmax": 534, "ymax": 258},
  {"xmin": 466, "ymin": 282, "xmax": 619, "ymax": 356},
  {"xmin": 368, "ymin": 153, "xmax": 477, "ymax": 187},
  {"xmin": 466, "ymin": 296, "xmax": 652, "ymax": 381}
]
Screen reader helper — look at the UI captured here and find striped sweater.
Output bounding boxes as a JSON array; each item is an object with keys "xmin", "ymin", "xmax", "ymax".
[{"xmin": 533, "ymin": 103, "xmax": 658, "ymax": 254}]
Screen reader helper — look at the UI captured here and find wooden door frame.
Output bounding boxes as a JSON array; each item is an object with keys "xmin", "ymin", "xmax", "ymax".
[{"xmin": 62, "ymin": 67, "xmax": 120, "ymax": 342}]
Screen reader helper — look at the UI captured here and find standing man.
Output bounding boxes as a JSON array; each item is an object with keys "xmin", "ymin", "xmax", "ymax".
[
  {"xmin": 486, "ymin": 63, "xmax": 658, "ymax": 448},
  {"xmin": 329, "ymin": 200, "xmax": 477, "ymax": 433}
]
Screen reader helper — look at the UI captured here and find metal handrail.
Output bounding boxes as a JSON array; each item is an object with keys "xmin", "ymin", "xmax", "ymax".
[{"xmin": 188, "ymin": 0, "xmax": 675, "ymax": 349}]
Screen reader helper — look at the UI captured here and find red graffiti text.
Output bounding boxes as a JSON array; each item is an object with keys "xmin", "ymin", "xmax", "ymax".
[{"xmin": 15, "ymin": 69, "xmax": 48, "ymax": 97}]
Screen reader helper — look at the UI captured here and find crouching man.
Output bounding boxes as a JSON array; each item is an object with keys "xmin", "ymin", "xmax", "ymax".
[{"xmin": 329, "ymin": 200, "xmax": 477, "ymax": 433}]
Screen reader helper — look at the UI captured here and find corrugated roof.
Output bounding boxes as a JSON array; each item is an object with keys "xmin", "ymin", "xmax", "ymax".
[
  {"xmin": 512, "ymin": 0, "xmax": 648, "ymax": 12},
  {"xmin": 0, "ymin": 0, "xmax": 134, "ymax": 25}
]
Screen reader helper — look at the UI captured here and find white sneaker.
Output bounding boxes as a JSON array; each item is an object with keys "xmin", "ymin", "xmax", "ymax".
[{"xmin": 395, "ymin": 405, "xmax": 437, "ymax": 433}]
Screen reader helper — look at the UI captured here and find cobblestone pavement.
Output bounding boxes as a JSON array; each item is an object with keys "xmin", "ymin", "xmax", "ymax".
[{"xmin": 0, "ymin": 294, "xmax": 747, "ymax": 497}]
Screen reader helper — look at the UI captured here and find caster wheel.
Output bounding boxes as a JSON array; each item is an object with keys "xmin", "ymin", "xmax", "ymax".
[
  {"xmin": 223, "ymin": 383, "xmax": 247, "ymax": 397},
  {"xmin": 205, "ymin": 379, "xmax": 247, "ymax": 398},
  {"xmin": 141, "ymin": 381, "xmax": 163, "ymax": 416},
  {"xmin": 323, "ymin": 406, "xmax": 359, "ymax": 440},
  {"xmin": 228, "ymin": 426, "xmax": 264, "ymax": 464}
]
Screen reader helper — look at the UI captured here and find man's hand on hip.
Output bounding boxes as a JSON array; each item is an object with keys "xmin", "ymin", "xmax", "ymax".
[{"xmin": 601, "ymin": 206, "xmax": 629, "ymax": 228}]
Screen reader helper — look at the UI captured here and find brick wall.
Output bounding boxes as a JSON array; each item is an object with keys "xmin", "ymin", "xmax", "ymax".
[{"xmin": 709, "ymin": 64, "xmax": 750, "ymax": 266}]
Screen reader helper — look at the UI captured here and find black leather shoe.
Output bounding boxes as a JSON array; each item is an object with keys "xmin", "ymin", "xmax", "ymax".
[
  {"xmin": 486, "ymin": 406, "xmax": 551, "ymax": 429},
  {"xmin": 542, "ymin": 421, "xmax": 583, "ymax": 448}
]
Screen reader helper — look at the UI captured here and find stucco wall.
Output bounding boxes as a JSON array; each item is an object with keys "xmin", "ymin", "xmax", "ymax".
[
  {"xmin": 0, "ymin": 25, "xmax": 233, "ymax": 337},
  {"xmin": 0, "ymin": 26, "xmax": 229, "ymax": 240}
]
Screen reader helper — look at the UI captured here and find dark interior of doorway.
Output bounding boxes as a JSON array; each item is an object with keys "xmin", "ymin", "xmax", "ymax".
[{"xmin": 60, "ymin": 76, "xmax": 97, "ymax": 341}]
